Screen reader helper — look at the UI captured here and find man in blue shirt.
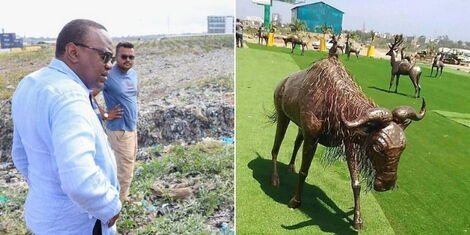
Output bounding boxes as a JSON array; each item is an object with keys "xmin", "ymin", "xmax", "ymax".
[
  {"xmin": 103, "ymin": 42, "xmax": 138, "ymax": 202},
  {"xmin": 11, "ymin": 19, "xmax": 121, "ymax": 234}
]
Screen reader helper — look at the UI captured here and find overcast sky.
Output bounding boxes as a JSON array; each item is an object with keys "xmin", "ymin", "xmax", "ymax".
[
  {"xmin": 0, "ymin": 0, "xmax": 234, "ymax": 38},
  {"xmin": 237, "ymin": 0, "xmax": 470, "ymax": 42}
]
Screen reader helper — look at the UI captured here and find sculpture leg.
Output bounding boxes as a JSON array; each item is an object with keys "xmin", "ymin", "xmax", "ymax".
[
  {"xmin": 291, "ymin": 44, "xmax": 295, "ymax": 54},
  {"xmin": 346, "ymin": 150, "xmax": 363, "ymax": 230},
  {"xmin": 288, "ymin": 135, "xmax": 318, "ymax": 208},
  {"xmin": 301, "ymin": 45, "xmax": 305, "ymax": 56},
  {"xmin": 439, "ymin": 67, "xmax": 443, "ymax": 77},
  {"xmin": 414, "ymin": 73, "xmax": 421, "ymax": 98},
  {"xmin": 395, "ymin": 74, "xmax": 400, "ymax": 93},
  {"xmin": 389, "ymin": 73, "xmax": 395, "ymax": 92},
  {"xmin": 287, "ymin": 128, "xmax": 303, "ymax": 173},
  {"xmin": 271, "ymin": 113, "xmax": 290, "ymax": 186},
  {"xmin": 411, "ymin": 79, "xmax": 419, "ymax": 98}
]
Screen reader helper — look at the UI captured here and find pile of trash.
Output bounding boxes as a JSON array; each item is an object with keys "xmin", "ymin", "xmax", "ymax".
[{"xmin": 138, "ymin": 80, "xmax": 234, "ymax": 147}]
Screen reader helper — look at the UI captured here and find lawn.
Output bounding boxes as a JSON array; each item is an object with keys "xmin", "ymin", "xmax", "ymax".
[{"xmin": 236, "ymin": 43, "xmax": 470, "ymax": 234}]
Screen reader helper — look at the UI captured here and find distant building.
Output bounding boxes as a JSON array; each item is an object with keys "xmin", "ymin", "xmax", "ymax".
[
  {"xmin": 1, "ymin": 33, "xmax": 23, "ymax": 49},
  {"xmin": 207, "ymin": 16, "xmax": 234, "ymax": 34},
  {"xmin": 237, "ymin": 0, "xmax": 343, "ymax": 33},
  {"xmin": 292, "ymin": 2, "xmax": 343, "ymax": 34}
]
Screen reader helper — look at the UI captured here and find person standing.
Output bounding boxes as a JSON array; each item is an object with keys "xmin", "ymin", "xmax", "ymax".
[
  {"xmin": 11, "ymin": 19, "xmax": 121, "ymax": 234},
  {"xmin": 103, "ymin": 42, "xmax": 138, "ymax": 202},
  {"xmin": 236, "ymin": 18, "xmax": 244, "ymax": 48},
  {"xmin": 258, "ymin": 23, "xmax": 265, "ymax": 44}
]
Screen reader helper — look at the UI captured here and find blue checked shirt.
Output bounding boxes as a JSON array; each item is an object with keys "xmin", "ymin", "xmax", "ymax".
[{"xmin": 11, "ymin": 58, "xmax": 121, "ymax": 235}]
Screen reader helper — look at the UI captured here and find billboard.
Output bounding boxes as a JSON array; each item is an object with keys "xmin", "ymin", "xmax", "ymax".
[{"xmin": 252, "ymin": 0, "xmax": 271, "ymax": 6}]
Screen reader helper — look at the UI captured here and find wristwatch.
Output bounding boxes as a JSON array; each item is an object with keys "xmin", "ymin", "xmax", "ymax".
[{"xmin": 103, "ymin": 112, "xmax": 109, "ymax": 119}]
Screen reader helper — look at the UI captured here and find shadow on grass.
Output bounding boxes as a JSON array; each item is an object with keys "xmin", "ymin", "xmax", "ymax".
[
  {"xmin": 368, "ymin": 86, "xmax": 416, "ymax": 98},
  {"xmin": 248, "ymin": 153, "xmax": 357, "ymax": 234}
]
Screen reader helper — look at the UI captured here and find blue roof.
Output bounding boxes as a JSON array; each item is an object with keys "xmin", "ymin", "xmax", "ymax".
[{"xmin": 292, "ymin": 1, "xmax": 344, "ymax": 14}]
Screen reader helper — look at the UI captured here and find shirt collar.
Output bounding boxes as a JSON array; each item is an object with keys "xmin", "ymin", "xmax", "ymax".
[{"xmin": 48, "ymin": 58, "xmax": 90, "ymax": 94}]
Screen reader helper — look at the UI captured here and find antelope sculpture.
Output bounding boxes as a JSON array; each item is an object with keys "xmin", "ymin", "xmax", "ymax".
[
  {"xmin": 386, "ymin": 35, "xmax": 422, "ymax": 98},
  {"xmin": 260, "ymin": 32, "xmax": 269, "ymax": 46},
  {"xmin": 270, "ymin": 33, "xmax": 426, "ymax": 230},
  {"xmin": 430, "ymin": 53, "xmax": 444, "ymax": 77},
  {"xmin": 289, "ymin": 35, "xmax": 311, "ymax": 56},
  {"xmin": 282, "ymin": 35, "xmax": 294, "ymax": 47},
  {"xmin": 337, "ymin": 44, "xmax": 345, "ymax": 54},
  {"xmin": 400, "ymin": 46, "xmax": 412, "ymax": 63},
  {"xmin": 345, "ymin": 41, "xmax": 361, "ymax": 59},
  {"xmin": 328, "ymin": 34, "xmax": 342, "ymax": 57}
]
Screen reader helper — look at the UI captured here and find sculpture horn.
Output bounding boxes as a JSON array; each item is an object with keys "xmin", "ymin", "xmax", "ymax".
[
  {"xmin": 342, "ymin": 108, "xmax": 393, "ymax": 128},
  {"xmin": 392, "ymin": 98, "xmax": 426, "ymax": 125}
]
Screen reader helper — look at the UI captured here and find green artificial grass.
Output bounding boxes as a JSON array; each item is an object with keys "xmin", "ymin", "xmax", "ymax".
[
  {"xmin": 433, "ymin": 110, "xmax": 470, "ymax": 128},
  {"xmin": 236, "ymin": 43, "xmax": 470, "ymax": 234}
]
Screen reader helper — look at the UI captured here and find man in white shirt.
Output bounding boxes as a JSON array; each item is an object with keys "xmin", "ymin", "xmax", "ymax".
[{"xmin": 11, "ymin": 19, "xmax": 121, "ymax": 235}]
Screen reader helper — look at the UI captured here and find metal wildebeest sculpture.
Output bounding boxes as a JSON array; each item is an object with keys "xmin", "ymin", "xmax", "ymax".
[{"xmin": 270, "ymin": 35, "xmax": 426, "ymax": 230}]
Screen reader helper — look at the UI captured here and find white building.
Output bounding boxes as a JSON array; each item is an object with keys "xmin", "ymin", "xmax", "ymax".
[{"xmin": 207, "ymin": 16, "xmax": 234, "ymax": 34}]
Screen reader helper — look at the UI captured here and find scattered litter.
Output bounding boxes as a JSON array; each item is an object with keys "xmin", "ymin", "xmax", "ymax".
[
  {"xmin": 220, "ymin": 222, "xmax": 229, "ymax": 234},
  {"xmin": 220, "ymin": 137, "xmax": 234, "ymax": 144},
  {"xmin": 0, "ymin": 196, "xmax": 9, "ymax": 204},
  {"xmin": 141, "ymin": 200, "xmax": 157, "ymax": 211}
]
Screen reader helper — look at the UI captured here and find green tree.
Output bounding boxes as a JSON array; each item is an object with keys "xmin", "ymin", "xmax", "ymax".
[
  {"xmin": 289, "ymin": 20, "xmax": 307, "ymax": 33},
  {"xmin": 370, "ymin": 30, "xmax": 377, "ymax": 45},
  {"xmin": 346, "ymin": 31, "xmax": 359, "ymax": 42},
  {"xmin": 269, "ymin": 24, "xmax": 277, "ymax": 33},
  {"xmin": 315, "ymin": 24, "xmax": 332, "ymax": 39},
  {"xmin": 427, "ymin": 41, "xmax": 439, "ymax": 56}
]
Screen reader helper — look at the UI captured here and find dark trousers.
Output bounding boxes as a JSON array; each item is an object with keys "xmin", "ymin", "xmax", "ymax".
[
  {"xmin": 92, "ymin": 219, "xmax": 102, "ymax": 235},
  {"xmin": 236, "ymin": 33, "xmax": 243, "ymax": 48}
]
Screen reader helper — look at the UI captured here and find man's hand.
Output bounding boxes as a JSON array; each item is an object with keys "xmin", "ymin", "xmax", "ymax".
[
  {"xmin": 107, "ymin": 213, "xmax": 120, "ymax": 227},
  {"xmin": 107, "ymin": 104, "xmax": 124, "ymax": 120}
]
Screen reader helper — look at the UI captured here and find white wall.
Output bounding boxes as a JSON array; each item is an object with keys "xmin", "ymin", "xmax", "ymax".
[{"xmin": 225, "ymin": 16, "xmax": 234, "ymax": 33}]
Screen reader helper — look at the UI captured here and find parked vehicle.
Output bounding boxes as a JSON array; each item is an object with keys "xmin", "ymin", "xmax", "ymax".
[
  {"xmin": 312, "ymin": 41, "xmax": 333, "ymax": 50},
  {"xmin": 442, "ymin": 53, "xmax": 461, "ymax": 65}
]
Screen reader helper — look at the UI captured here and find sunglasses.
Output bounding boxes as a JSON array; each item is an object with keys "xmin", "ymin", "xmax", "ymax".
[
  {"xmin": 120, "ymin": 55, "xmax": 135, "ymax": 60},
  {"xmin": 73, "ymin": 42, "xmax": 113, "ymax": 64}
]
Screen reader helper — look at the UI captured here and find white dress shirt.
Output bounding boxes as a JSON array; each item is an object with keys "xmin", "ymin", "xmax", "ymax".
[{"xmin": 11, "ymin": 58, "xmax": 121, "ymax": 235}]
